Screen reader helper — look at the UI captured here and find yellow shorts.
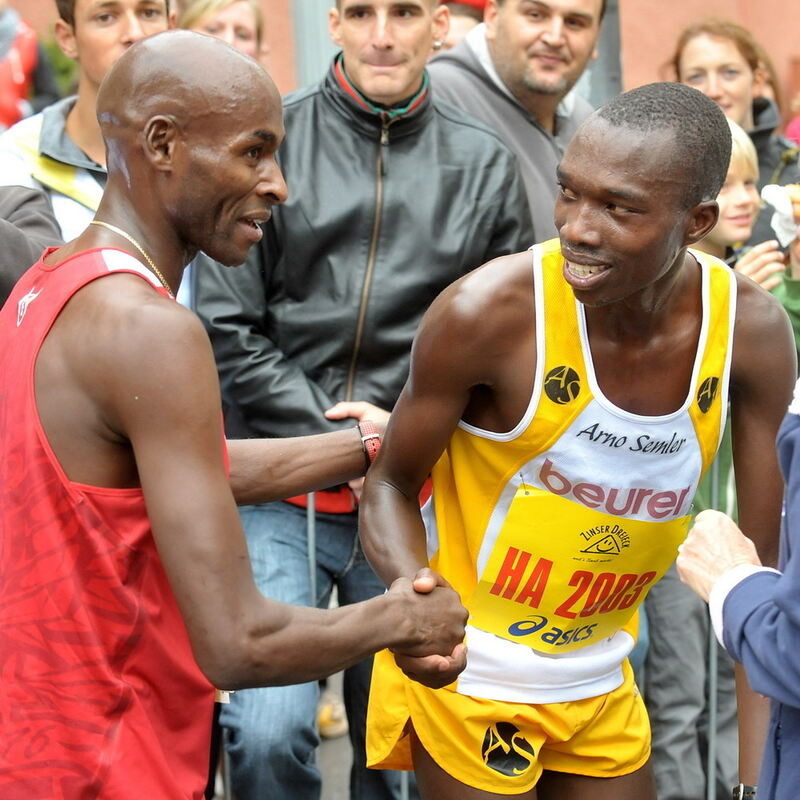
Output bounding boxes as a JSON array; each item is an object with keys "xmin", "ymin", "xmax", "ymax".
[{"xmin": 366, "ymin": 651, "xmax": 650, "ymax": 794}]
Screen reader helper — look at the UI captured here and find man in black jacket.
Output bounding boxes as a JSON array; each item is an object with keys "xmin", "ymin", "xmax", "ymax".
[{"xmin": 194, "ymin": 2, "xmax": 531, "ymax": 798}]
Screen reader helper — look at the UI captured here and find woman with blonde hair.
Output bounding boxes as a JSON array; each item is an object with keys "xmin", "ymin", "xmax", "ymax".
[{"xmin": 179, "ymin": 0, "xmax": 263, "ymax": 60}]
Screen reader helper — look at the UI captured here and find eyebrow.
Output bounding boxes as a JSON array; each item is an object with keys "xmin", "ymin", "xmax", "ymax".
[
  {"xmin": 556, "ymin": 167, "xmax": 648, "ymax": 205},
  {"xmin": 519, "ymin": 0, "xmax": 596, "ymax": 23},
  {"xmin": 251, "ymin": 130, "xmax": 278, "ymax": 142},
  {"xmin": 344, "ymin": 2, "xmax": 422, "ymax": 12},
  {"xmin": 86, "ymin": 0, "xmax": 164, "ymax": 9}
]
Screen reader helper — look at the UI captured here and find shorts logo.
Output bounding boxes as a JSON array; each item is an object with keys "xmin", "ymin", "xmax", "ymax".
[
  {"xmin": 544, "ymin": 366, "xmax": 580, "ymax": 405},
  {"xmin": 697, "ymin": 377, "xmax": 719, "ymax": 414},
  {"xmin": 481, "ymin": 722, "xmax": 536, "ymax": 776}
]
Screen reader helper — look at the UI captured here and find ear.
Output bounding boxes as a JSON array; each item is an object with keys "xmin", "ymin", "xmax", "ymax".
[
  {"xmin": 143, "ymin": 115, "xmax": 180, "ymax": 173},
  {"xmin": 752, "ymin": 64, "xmax": 769, "ymax": 99},
  {"xmin": 54, "ymin": 18, "xmax": 78, "ymax": 61},
  {"xmin": 684, "ymin": 200, "xmax": 719, "ymax": 245},
  {"xmin": 484, "ymin": 0, "xmax": 500, "ymax": 41},
  {"xmin": 328, "ymin": 6, "xmax": 343, "ymax": 48},
  {"xmin": 432, "ymin": 4, "xmax": 449, "ymax": 45}
]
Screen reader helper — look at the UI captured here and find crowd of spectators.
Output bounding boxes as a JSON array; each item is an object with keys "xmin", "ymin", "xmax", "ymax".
[{"xmin": 2, "ymin": 2, "xmax": 800, "ymax": 800}]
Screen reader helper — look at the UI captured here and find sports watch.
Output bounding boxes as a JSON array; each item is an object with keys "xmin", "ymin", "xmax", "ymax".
[
  {"xmin": 358, "ymin": 420, "xmax": 382, "ymax": 468},
  {"xmin": 732, "ymin": 785, "xmax": 757, "ymax": 800}
]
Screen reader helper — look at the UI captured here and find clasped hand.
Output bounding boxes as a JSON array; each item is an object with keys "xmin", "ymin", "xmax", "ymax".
[{"xmin": 388, "ymin": 568, "xmax": 468, "ymax": 689}]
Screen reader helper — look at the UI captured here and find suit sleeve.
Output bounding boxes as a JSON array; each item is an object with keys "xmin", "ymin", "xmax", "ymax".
[{"xmin": 722, "ymin": 423, "xmax": 800, "ymax": 708}]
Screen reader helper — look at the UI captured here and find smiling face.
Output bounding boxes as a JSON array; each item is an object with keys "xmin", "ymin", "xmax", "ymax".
[
  {"xmin": 329, "ymin": 0, "xmax": 449, "ymax": 106},
  {"xmin": 170, "ymin": 76, "xmax": 288, "ymax": 266},
  {"xmin": 677, "ymin": 33, "xmax": 763, "ymax": 129},
  {"xmin": 485, "ymin": 0, "xmax": 601, "ymax": 100},
  {"xmin": 553, "ymin": 117, "xmax": 713, "ymax": 308},
  {"xmin": 704, "ymin": 155, "xmax": 760, "ymax": 252},
  {"xmin": 191, "ymin": 0, "xmax": 259, "ymax": 58}
]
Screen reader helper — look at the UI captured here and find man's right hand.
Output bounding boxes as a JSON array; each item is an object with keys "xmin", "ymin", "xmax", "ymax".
[{"xmin": 387, "ymin": 567, "xmax": 468, "ymax": 688}]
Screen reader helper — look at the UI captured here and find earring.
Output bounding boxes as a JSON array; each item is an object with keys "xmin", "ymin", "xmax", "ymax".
[{"xmin": 433, "ymin": 40, "xmax": 443, "ymax": 50}]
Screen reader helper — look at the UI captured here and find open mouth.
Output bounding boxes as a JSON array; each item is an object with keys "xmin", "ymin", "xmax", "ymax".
[
  {"xmin": 238, "ymin": 215, "xmax": 266, "ymax": 242},
  {"xmin": 566, "ymin": 261, "xmax": 608, "ymax": 278}
]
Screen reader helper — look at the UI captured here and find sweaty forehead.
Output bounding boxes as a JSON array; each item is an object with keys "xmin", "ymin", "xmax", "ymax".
[{"xmin": 562, "ymin": 118, "xmax": 684, "ymax": 196}]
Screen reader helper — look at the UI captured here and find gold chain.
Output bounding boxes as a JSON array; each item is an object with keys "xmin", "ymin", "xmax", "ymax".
[{"xmin": 90, "ymin": 220, "xmax": 174, "ymax": 296}]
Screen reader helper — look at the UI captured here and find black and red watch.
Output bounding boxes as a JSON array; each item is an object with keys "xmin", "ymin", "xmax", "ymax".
[{"xmin": 358, "ymin": 420, "xmax": 382, "ymax": 468}]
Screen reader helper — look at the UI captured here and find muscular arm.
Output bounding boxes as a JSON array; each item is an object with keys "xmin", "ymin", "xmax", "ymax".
[
  {"xmin": 727, "ymin": 277, "xmax": 796, "ymax": 781},
  {"xmin": 226, "ymin": 429, "xmax": 368, "ymax": 506},
  {"xmin": 360, "ymin": 255, "xmax": 529, "ymax": 581},
  {"xmin": 81, "ymin": 291, "xmax": 465, "ymax": 690}
]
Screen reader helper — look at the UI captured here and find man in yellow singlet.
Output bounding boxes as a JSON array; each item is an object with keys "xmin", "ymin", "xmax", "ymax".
[{"xmin": 359, "ymin": 82, "xmax": 797, "ymax": 800}]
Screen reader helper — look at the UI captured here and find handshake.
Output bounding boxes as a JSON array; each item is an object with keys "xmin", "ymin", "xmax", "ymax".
[{"xmin": 385, "ymin": 568, "xmax": 469, "ymax": 689}]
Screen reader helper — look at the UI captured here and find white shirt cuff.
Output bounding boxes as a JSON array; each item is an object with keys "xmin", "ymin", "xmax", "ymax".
[{"xmin": 708, "ymin": 564, "xmax": 781, "ymax": 647}]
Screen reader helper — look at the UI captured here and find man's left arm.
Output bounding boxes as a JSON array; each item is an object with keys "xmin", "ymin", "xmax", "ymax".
[{"xmin": 226, "ymin": 426, "xmax": 375, "ymax": 507}]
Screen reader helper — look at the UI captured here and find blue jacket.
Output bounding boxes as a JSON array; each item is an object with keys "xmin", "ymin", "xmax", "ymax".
[{"xmin": 723, "ymin": 407, "xmax": 800, "ymax": 799}]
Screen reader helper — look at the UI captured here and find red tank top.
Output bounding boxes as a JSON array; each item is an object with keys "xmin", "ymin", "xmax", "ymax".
[{"xmin": 0, "ymin": 249, "xmax": 215, "ymax": 799}]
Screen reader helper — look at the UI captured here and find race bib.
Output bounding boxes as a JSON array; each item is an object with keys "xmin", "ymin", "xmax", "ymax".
[{"xmin": 468, "ymin": 487, "xmax": 689, "ymax": 653}]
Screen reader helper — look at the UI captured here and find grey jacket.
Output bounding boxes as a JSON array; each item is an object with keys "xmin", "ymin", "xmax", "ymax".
[
  {"xmin": 427, "ymin": 26, "xmax": 594, "ymax": 241},
  {"xmin": 0, "ymin": 184, "xmax": 62, "ymax": 305},
  {"xmin": 195, "ymin": 60, "xmax": 532, "ymax": 439}
]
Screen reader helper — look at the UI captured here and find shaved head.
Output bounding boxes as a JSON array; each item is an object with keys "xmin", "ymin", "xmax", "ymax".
[
  {"xmin": 97, "ymin": 29, "xmax": 280, "ymax": 169},
  {"xmin": 95, "ymin": 30, "xmax": 287, "ymax": 266}
]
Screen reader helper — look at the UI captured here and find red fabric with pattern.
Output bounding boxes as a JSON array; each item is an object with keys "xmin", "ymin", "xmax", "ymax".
[{"xmin": 0, "ymin": 249, "xmax": 215, "ymax": 799}]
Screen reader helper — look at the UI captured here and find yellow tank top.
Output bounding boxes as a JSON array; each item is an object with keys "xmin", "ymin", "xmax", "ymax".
[{"xmin": 425, "ymin": 239, "xmax": 735, "ymax": 701}]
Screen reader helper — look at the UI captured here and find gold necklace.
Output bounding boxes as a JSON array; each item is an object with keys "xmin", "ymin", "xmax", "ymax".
[{"xmin": 90, "ymin": 220, "xmax": 174, "ymax": 296}]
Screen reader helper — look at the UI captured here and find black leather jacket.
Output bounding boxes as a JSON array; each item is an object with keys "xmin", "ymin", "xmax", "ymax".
[{"xmin": 195, "ymin": 60, "xmax": 532, "ymax": 438}]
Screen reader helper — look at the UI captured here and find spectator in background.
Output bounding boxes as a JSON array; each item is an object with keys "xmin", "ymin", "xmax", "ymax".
[
  {"xmin": 672, "ymin": 18, "xmax": 800, "ymax": 248},
  {"xmin": 439, "ymin": 0, "xmax": 484, "ymax": 51},
  {"xmin": 193, "ymin": 1, "xmax": 532, "ymax": 798},
  {"xmin": 0, "ymin": 0, "xmax": 60, "ymax": 130},
  {"xmin": 179, "ymin": 0, "xmax": 263, "ymax": 61},
  {"xmin": 427, "ymin": 0, "xmax": 604, "ymax": 241},
  {"xmin": 0, "ymin": 0, "xmax": 173, "ymax": 242}
]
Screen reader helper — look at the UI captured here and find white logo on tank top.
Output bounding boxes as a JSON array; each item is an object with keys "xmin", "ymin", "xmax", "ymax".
[{"xmin": 16, "ymin": 287, "xmax": 42, "ymax": 327}]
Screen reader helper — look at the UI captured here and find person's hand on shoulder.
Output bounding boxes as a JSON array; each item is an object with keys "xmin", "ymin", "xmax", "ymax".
[{"xmin": 387, "ymin": 567, "xmax": 468, "ymax": 689}]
